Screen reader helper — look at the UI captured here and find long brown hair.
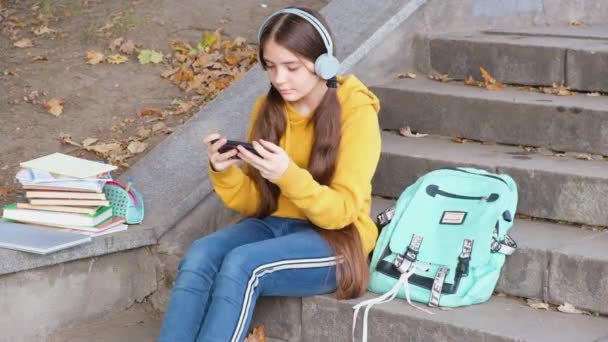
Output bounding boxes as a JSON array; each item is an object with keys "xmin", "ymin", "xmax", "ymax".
[{"xmin": 252, "ymin": 7, "xmax": 368, "ymax": 299}]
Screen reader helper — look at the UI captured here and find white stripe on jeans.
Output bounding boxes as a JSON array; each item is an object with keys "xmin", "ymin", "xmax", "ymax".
[{"xmin": 230, "ymin": 256, "xmax": 338, "ymax": 342}]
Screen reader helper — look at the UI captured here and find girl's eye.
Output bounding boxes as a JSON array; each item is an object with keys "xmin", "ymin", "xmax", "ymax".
[{"xmin": 287, "ymin": 67, "xmax": 300, "ymax": 72}]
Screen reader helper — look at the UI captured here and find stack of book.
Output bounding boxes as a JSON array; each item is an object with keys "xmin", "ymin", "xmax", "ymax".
[{"xmin": 1, "ymin": 153, "xmax": 127, "ymax": 236}]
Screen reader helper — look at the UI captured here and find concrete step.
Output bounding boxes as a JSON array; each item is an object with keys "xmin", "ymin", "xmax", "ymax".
[
  {"xmin": 371, "ymin": 197, "xmax": 608, "ymax": 314},
  {"xmin": 427, "ymin": 27, "xmax": 608, "ymax": 92},
  {"xmin": 303, "ymin": 294, "xmax": 608, "ymax": 342},
  {"xmin": 372, "ymin": 78, "xmax": 608, "ymax": 155},
  {"xmin": 372, "ymin": 131, "xmax": 608, "ymax": 227}
]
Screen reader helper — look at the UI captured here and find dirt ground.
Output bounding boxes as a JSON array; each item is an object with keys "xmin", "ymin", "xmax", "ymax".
[{"xmin": 0, "ymin": 0, "xmax": 328, "ymax": 209}]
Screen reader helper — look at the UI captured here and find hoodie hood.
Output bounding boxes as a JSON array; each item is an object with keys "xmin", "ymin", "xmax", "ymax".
[{"xmin": 336, "ymin": 75, "xmax": 381, "ymax": 115}]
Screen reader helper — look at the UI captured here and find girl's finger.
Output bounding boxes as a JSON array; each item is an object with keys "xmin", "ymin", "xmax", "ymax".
[
  {"xmin": 210, "ymin": 138, "xmax": 227, "ymax": 153},
  {"xmin": 238, "ymin": 146, "xmax": 268, "ymax": 170},
  {"xmin": 252, "ymin": 141, "xmax": 273, "ymax": 159},
  {"xmin": 203, "ymin": 133, "xmax": 221, "ymax": 145},
  {"xmin": 258, "ymin": 139, "xmax": 282, "ymax": 153}
]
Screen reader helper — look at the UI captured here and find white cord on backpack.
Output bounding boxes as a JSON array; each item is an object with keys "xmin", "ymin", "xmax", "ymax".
[{"xmin": 352, "ymin": 264, "xmax": 434, "ymax": 342}]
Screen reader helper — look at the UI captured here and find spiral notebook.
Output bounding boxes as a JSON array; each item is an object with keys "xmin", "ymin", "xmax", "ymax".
[{"xmin": 0, "ymin": 221, "xmax": 92, "ymax": 254}]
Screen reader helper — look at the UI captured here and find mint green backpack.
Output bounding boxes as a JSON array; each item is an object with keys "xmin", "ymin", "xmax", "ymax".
[{"xmin": 353, "ymin": 168, "xmax": 518, "ymax": 341}]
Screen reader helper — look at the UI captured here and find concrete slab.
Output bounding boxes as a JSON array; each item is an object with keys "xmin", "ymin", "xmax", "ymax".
[
  {"xmin": 1, "ymin": 248, "xmax": 158, "ymax": 342},
  {"xmin": 373, "ymin": 132, "xmax": 608, "ymax": 226},
  {"xmin": 304, "ymin": 294, "xmax": 608, "ymax": 342},
  {"xmin": 429, "ymin": 30, "xmax": 608, "ymax": 91},
  {"xmin": 373, "ymin": 78, "xmax": 608, "ymax": 155}
]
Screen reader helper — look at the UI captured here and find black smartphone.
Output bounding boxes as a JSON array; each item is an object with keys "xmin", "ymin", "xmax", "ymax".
[{"xmin": 211, "ymin": 139, "xmax": 261, "ymax": 158}]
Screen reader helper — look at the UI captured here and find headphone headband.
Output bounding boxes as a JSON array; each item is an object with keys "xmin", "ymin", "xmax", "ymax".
[{"xmin": 257, "ymin": 8, "xmax": 334, "ymax": 57}]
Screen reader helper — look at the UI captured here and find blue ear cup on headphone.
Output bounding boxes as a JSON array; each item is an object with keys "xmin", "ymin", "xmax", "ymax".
[{"xmin": 315, "ymin": 53, "xmax": 340, "ymax": 80}]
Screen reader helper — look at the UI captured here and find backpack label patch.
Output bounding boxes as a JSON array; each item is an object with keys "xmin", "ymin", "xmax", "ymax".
[{"xmin": 440, "ymin": 211, "xmax": 467, "ymax": 225}]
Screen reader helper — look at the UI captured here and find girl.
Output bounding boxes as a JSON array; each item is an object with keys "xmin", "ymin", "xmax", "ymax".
[{"xmin": 159, "ymin": 7, "xmax": 381, "ymax": 342}]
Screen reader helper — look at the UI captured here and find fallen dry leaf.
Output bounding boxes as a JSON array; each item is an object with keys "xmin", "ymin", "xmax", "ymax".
[
  {"xmin": 138, "ymin": 107, "xmax": 164, "ymax": 118},
  {"xmin": 398, "ymin": 72, "xmax": 417, "ymax": 79},
  {"xmin": 106, "ymin": 54, "xmax": 128, "ymax": 64},
  {"xmin": 109, "ymin": 37, "xmax": 125, "ymax": 51},
  {"xmin": 569, "ymin": 19, "xmax": 583, "ymax": 26},
  {"xmin": 14, "ymin": 38, "xmax": 33, "ymax": 48},
  {"xmin": 59, "ymin": 133, "xmax": 82, "ymax": 147},
  {"xmin": 587, "ymin": 92, "xmax": 601, "ymax": 97},
  {"xmin": 526, "ymin": 299, "xmax": 550, "ymax": 310},
  {"xmin": 576, "ymin": 153, "xmax": 593, "ymax": 161},
  {"xmin": 87, "ymin": 143, "xmax": 122, "ymax": 155},
  {"xmin": 31, "ymin": 55, "xmax": 48, "ymax": 62},
  {"xmin": 136, "ymin": 127, "xmax": 152, "ymax": 139},
  {"xmin": 541, "ymin": 83, "xmax": 573, "ymax": 96},
  {"xmin": 82, "ymin": 137, "xmax": 98, "ymax": 147},
  {"xmin": 233, "ymin": 36, "xmax": 246, "ymax": 47},
  {"xmin": 245, "ymin": 325, "xmax": 265, "ymax": 342},
  {"xmin": 127, "ymin": 141, "xmax": 147, "ymax": 154},
  {"xmin": 451, "ymin": 137, "xmax": 469, "ymax": 144},
  {"xmin": 428, "ymin": 73, "xmax": 450, "ymax": 82},
  {"xmin": 480, "ymin": 67, "xmax": 504, "ymax": 90},
  {"xmin": 557, "ymin": 302, "xmax": 587, "ymax": 315},
  {"xmin": 86, "ymin": 50, "xmax": 105, "ymax": 65},
  {"xmin": 119, "ymin": 40, "xmax": 137, "ymax": 55},
  {"xmin": 32, "ymin": 25, "xmax": 56, "ymax": 35},
  {"xmin": 152, "ymin": 122, "xmax": 168, "ymax": 133},
  {"xmin": 399, "ymin": 126, "xmax": 428, "ymax": 138},
  {"xmin": 44, "ymin": 98, "xmax": 64, "ymax": 116}
]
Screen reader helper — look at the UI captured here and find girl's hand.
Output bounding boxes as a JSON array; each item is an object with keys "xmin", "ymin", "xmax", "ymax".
[
  {"xmin": 237, "ymin": 139, "xmax": 289, "ymax": 182},
  {"xmin": 203, "ymin": 133, "xmax": 239, "ymax": 172}
]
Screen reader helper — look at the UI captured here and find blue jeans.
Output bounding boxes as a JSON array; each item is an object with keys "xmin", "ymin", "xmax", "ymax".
[{"xmin": 158, "ymin": 216, "xmax": 338, "ymax": 342}]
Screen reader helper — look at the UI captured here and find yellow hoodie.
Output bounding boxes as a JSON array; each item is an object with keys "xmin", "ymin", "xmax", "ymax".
[{"xmin": 209, "ymin": 75, "xmax": 381, "ymax": 254}]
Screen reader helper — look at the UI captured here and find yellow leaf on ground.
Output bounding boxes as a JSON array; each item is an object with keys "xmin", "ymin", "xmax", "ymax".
[
  {"xmin": 86, "ymin": 50, "xmax": 105, "ymax": 64},
  {"xmin": 480, "ymin": 67, "xmax": 504, "ymax": 90},
  {"xmin": 224, "ymin": 53, "xmax": 239, "ymax": 66},
  {"xmin": 138, "ymin": 107, "xmax": 164, "ymax": 117},
  {"xmin": 14, "ymin": 38, "xmax": 33, "ymax": 48},
  {"xmin": 127, "ymin": 141, "xmax": 148, "ymax": 154},
  {"xmin": 245, "ymin": 325, "xmax": 265, "ymax": 342},
  {"xmin": 106, "ymin": 54, "xmax": 128, "ymax": 64},
  {"xmin": 44, "ymin": 98, "xmax": 64, "ymax": 116}
]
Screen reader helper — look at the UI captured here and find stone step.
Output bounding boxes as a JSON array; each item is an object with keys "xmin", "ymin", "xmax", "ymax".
[
  {"xmin": 372, "ymin": 78, "xmax": 608, "ymax": 155},
  {"xmin": 371, "ymin": 197, "xmax": 608, "ymax": 314},
  {"xmin": 303, "ymin": 294, "xmax": 608, "ymax": 342},
  {"xmin": 427, "ymin": 27, "xmax": 608, "ymax": 92},
  {"xmin": 372, "ymin": 131, "xmax": 608, "ymax": 227}
]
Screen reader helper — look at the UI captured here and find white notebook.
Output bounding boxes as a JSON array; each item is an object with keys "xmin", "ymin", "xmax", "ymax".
[
  {"xmin": 20, "ymin": 153, "xmax": 117, "ymax": 179},
  {"xmin": 0, "ymin": 221, "xmax": 92, "ymax": 254}
]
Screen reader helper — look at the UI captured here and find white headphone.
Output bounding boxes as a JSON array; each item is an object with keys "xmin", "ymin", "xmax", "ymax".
[{"xmin": 257, "ymin": 8, "xmax": 340, "ymax": 80}]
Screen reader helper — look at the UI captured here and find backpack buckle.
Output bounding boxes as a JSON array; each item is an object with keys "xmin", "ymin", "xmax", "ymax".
[
  {"xmin": 393, "ymin": 234, "xmax": 423, "ymax": 274},
  {"xmin": 376, "ymin": 206, "xmax": 395, "ymax": 229}
]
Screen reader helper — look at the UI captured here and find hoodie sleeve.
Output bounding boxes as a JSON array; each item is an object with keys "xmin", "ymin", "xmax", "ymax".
[
  {"xmin": 208, "ymin": 96, "xmax": 266, "ymax": 216},
  {"xmin": 273, "ymin": 102, "xmax": 381, "ymax": 229}
]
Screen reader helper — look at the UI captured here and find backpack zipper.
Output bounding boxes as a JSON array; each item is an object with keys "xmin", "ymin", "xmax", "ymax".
[
  {"xmin": 426, "ymin": 184, "xmax": 499, "ymax": 202},
  {"xmin": 441, "ymin": 167, "xmax": 510, "ymax": 187}
]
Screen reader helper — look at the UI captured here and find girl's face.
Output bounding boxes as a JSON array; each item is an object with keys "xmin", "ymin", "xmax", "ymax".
[{"xmin": 263, "ymin": 39, "xmax": 324, "ymax": 103}]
